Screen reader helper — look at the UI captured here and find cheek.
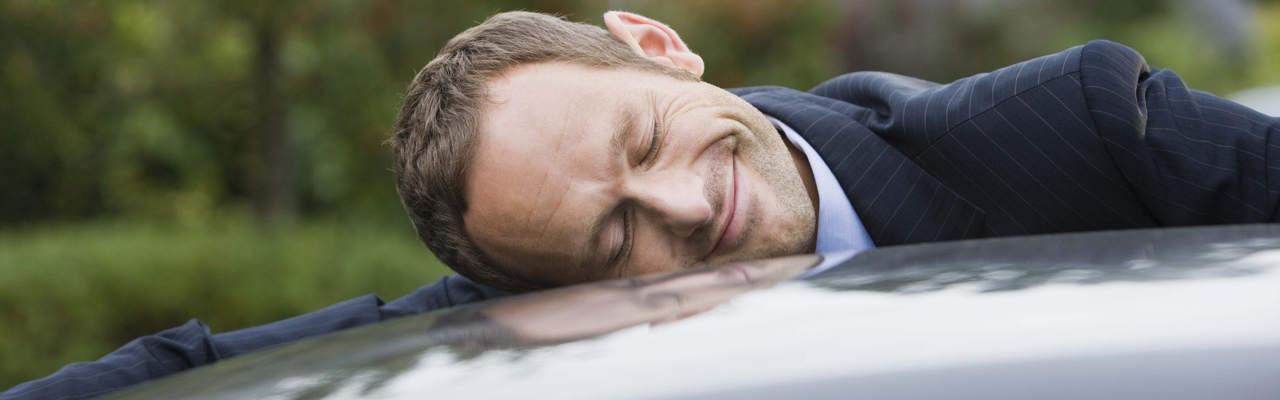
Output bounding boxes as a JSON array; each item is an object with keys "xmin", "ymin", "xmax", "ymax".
[
  {"xmin": 739, "ymin": 124, "xmax": 813, "ymax": 235},
  {"xmin": 745, "ymin": 120, "xmax": 788, "ymax": 155},
  {"xmin": 742, "ymin": 162, "xmax": 787, "ymax": 222}
]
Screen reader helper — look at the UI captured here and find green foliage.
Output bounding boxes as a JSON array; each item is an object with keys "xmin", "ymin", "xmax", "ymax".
[{"xmin": 0, "ymin": 220, "xmax": 449, "ymax": 389}]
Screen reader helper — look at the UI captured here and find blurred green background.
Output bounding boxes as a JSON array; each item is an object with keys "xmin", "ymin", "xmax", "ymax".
[{"xmin": 2, "ymin": 0, "xmax": 1279, "ymax": 389}]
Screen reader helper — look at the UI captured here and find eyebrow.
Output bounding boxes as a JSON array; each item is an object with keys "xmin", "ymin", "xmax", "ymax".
[{"xmin": 578, "ymin": 104, "xmax": 641, "ymax": 276}]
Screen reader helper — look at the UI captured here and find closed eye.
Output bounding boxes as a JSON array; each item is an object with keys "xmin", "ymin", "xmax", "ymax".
[
  {"xmin": 609, "ymin": 208, "xmax": 635, "ymax": 275},
  {"xmin": 638, "ymin": 116, "xmax": 663, "ymax": 166}
]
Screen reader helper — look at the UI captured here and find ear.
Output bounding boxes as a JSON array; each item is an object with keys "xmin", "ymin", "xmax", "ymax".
[{"xmin": 604, "ymin": 11, "xmax": 704, "ymax": 78}]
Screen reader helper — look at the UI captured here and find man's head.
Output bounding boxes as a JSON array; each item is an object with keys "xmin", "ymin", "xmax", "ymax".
[{"xmin": 392, "ymin": 11, "xmax": 815, "ymax": 292}]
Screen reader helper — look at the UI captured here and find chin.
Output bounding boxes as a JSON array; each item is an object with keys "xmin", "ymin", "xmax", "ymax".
[{"xmin": 722, "ymin": 222, "xmax": 816, "ymax": 265}]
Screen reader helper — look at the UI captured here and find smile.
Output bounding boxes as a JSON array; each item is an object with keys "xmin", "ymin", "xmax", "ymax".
[{"xmin": 710, "ymin": 154, "xmax": 748, "ymax": 258}]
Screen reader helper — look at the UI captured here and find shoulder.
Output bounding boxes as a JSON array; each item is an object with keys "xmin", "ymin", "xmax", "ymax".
[
  {"xmin": 1075, "ymin": 40, "xmax": 1155, "ymax": 139},
  {"xmin": 1079, "ymin": 39, "xmax": 1147, "ymax": 74},
  {"xmin": 1076, "ymin": 40, "xmax": 1151, "ymax": 107}
]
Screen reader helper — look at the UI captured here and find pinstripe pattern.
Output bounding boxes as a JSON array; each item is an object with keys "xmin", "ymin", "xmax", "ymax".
[
  {"xmin": 1078, "ymin": 44, "xmax": 1280, "ymax": 224},
  {"xmin": 1, "ymin": 276, "xmax": 506, "ymax": 400},
  {"xmin": 732, "ymin": 40, "xmax": 1280, "ymax": 246}
]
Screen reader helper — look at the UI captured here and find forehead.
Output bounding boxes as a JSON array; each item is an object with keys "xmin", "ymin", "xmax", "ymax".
[{"xmin": 463, "ymin": 63, "xmax": 653, "ymax": 277}]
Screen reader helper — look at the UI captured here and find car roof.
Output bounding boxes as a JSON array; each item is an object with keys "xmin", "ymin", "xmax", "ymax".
[{"xmin": 112, "ymin": 224, "xmax": 1280, "ymax": 400}]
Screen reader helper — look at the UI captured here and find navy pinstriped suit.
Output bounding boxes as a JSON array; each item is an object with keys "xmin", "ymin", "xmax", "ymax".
[
  {"xmin": 4, "ymin": 40, "xmax": 1277, "ymax": 399},
  {"xmin": 732, "ymin": 40, "xmax": 1279, "ymax": 245}
]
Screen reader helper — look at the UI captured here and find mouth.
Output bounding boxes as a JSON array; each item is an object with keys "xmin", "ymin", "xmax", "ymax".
[{"xmin": 708, "ymin": 155, "xmax": 748, "ymax": 259}]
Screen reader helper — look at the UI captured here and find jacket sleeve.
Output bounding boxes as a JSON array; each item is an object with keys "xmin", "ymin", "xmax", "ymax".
[
  {"xmin": 1078, "ymin": 40, "xmax": 1280, "ymax": 224},
  {"xmin": 806, "ymin": 41, "xmax": 1164, "ymax": 237},
  {"xmin": 804, "ymin": 39, "xmax": 1278, "ymax": 239},
  {"xmin": 0, "ymin": 275, "xmax": 507, "ymax": 400}
]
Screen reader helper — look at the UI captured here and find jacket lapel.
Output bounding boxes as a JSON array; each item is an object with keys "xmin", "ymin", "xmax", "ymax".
[{"xmin": 733, "ymin": 87, "xmax": 985, "ymax": 246}]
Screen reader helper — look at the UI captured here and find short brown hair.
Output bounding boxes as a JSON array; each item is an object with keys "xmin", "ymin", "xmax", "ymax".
[{"xmin": 391, "ymin": 11, "xmax": 697, "ymax": 292}]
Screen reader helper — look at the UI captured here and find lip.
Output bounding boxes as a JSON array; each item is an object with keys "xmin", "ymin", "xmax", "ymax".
[{"xmin": 709, "ymin": 155, "xmax": 748, "ymax": 258}]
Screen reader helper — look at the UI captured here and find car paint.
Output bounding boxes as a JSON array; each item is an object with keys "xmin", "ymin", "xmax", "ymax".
[{"xmin": 112, "ymin": 224, "xmax": 1280, "ymax": 400}]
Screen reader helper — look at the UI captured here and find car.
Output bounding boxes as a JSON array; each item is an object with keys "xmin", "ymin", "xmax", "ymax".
[{"xmin": 110, "ymin": 224, "xmax": 1280, "ymax": 400}]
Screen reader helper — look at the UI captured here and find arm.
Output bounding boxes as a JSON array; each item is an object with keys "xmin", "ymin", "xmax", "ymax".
[
  {"xmin": 0, "ymin": 275, "xmax": 507, "ymax": 400},
  {"xmin": 1077, "ymin": 40, "xmax": 1280, "ymax": 224},
  {"xmin": 805, "ymin": 40, "xmax": 1278, "ymax": 238}
]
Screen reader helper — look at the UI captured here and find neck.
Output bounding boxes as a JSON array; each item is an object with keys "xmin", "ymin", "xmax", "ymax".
[{"xmin": 782, "ymin": 131, "xmax": 819, "ymax": 252}]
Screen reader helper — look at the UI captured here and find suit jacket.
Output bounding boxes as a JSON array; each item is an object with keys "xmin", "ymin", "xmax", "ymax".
[
  {"xmin": 731, "ymin": 39, "xmax": 1279, "ymax": 244},
  {"xmin": 6, "ymin": 40, "xmax": 1277, "ymax": 399},
  {"xmin": 0, "ymin": 276, "xmax": 507, "ymax": 400}
]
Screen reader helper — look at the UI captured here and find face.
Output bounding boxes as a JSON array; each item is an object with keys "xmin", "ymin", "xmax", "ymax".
[{"xmin": 464, "ymin": 62, "xmax": 815, "ymax": 287}]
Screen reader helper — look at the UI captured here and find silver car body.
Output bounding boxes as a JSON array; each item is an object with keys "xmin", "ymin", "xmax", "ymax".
[{"xmin": 113, "ymin": 224, "xmax": 1280, "ymax": 400}]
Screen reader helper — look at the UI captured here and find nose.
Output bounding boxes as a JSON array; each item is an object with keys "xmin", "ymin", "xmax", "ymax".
[{"xmin": 631, "ymin": 171, "xmax": 714, "ymax": 238}]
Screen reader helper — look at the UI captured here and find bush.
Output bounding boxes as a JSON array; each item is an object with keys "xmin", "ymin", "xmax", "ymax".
[{"xmin": 0, "ymin": 220, "xmax": 449, "ymax": 390}]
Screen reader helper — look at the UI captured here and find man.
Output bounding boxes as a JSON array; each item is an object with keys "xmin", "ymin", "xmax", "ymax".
[
  {"xmin": 6, "ymin": 10, "xmax": 1277, "ymax": 400},
  {"xmin": 392, "ymin": 11, "xmax": 1279, "ymax": 294}
]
